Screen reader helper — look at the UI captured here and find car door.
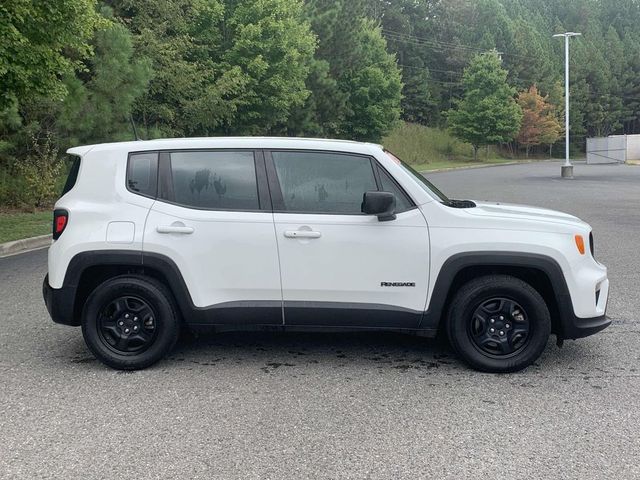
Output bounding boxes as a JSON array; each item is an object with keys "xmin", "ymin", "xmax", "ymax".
[
  {"xmin": 142, "ymin": 149, "xmax": 282, "ymax": 325},
  {"xmin": 266, "ymin": 149, "xmax": 430, "ymax": 328}
]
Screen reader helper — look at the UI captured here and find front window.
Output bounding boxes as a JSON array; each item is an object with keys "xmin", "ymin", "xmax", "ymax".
[
  {"xmin": 271, "ymin": 151, "xmax": 377, "ymax": 214},
  {"xmin": 385, "ymin": 150, "xmax": 450, "ymax": 203}
]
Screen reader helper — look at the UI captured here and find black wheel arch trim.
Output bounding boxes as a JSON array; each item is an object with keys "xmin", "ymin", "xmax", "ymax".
[
  {"xmin": 421, "ymin": 251, "xmax": 610, "ymax": 340},
  {"xmin": 44, "ymin": 249, "xmax": 609, "ymax": 339}
]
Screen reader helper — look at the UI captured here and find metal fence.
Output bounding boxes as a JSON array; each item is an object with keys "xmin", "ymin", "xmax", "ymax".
[
  {"xmin": 586, "ymin": 134, "xmax": 640, "ymax": 164},
  {"xmin": 586, "ymin": 135, "xmax": 627, "ymax": 164}
]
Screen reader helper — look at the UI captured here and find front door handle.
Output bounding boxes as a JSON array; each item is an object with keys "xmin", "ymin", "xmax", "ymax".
[
  {"xmin": 284, "ymin": 230, "xmax": 321, "ymax": 239},
  {"xmin": 157, "ymin": 224, "xmax": 194, "ymax": 234}
]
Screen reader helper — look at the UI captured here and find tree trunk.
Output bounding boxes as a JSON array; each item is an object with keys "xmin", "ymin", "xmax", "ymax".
[
  {"xmin": 473, "ymin": 145, "xmax": 478, "ymax": 162},
  {"xmin": 525, "ymin": 145, "xmax": 529, "ymax": 158}
]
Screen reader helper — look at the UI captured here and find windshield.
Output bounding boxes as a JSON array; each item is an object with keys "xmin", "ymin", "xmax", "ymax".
[{"xmin": 384, "ymin": 151, "xmax": 450, "ymax": 203}]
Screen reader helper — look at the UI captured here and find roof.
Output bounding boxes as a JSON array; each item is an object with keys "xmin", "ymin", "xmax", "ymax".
[{"xmin": 67, "ymin": 136, "xmax": 383, "ymax": 157}]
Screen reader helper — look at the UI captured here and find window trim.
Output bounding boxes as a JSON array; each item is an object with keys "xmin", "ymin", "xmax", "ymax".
[
  {"xmin": 264, "ymin": 148, "xmax": 417, "ymax": 216},
  {"xmin": 373, "ymin": 162, "xmax": 416, "ymax": 214},
  {"xmin": 125, "ymin": 147, "xmax": 418, "ymax": 215},
  {"xmin": 153, "ymin": 148, "xmax": 269, "ymax": 213},
  {"xmin": 126, "ymin": 151, "xmax": 159, "ymax": 200}
]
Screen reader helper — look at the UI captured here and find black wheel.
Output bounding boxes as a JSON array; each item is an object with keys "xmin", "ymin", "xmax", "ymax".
[
  {"xmin": 446, "ymin": 274, "xmax": 551, "ymax": 373},
  {"xmin": 81, "ymin": 275, "xmax": 180, "ymax": 370}
]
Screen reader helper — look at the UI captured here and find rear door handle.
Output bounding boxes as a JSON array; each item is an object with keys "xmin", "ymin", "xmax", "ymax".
[
  {"xmin": 284, "ymin": 230, "xmax": 321, "ymax": 239},
  {"xmin": 157, "ymin": 225, "xmax": 194, "ymax": 234}
]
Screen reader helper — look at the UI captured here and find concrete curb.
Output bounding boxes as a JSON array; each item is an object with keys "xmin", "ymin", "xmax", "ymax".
[
  {"xmin": 420, "ymin": 158, "xmax": 559, "ymax": 174},
  {"xmin": 0, "ymin": 234, "xmax": 51, "ymax": 258}
]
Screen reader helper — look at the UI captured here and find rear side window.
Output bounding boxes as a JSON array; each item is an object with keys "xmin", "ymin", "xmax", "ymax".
[
  {"xmin": 61, "ymin": 156, "xmax": 81, "ymax": 196},
  {"xmin": 271, "ymin": 151, "xmax": 377, "ymax": 214},
  {"xmin": 168, "ymin": 151, "xmax": 259, "ymax": 210},
  {"xmin": 127, "ymin": 152, "xmax": 158, "ymax": 197}
]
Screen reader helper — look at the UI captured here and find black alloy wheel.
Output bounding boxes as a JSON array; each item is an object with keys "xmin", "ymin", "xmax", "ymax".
[
  {"xmin": 98, "ymin": 296, "xmax": 158, "ymax": 354},
  {"xmin": 81, "ymin": 275, "xmax": 180, "ymax": 370},
  {"xmin": 468, "ymin": 297, "xmax": 530, "ymax": 357},
  {"xmin": 446, "ymin": 274, "xmax": 551, "ymax": 373}
]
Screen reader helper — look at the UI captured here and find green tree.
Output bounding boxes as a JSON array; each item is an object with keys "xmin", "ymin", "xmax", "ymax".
[
  {"xmin": 339, "ymin": 20, "xmax": 402, "ymax": 142},
  {"xmin": 372, "ymin": 0, "xmax": 438, "ymax": 125},
  {"xmin": 112, "ymin": 0, "xmax": 233, "ymax": 136},
  {"xmin": 294, "ymin": 0, "xmax": 362, "ymax": 137},
  {"xmin": 220, "ymin": 0, "xmax": 316, "ymax": 134},
  {"xmin": 508, "ymin": 17, "xmax": 557, "ymax": 92},
  {"xmin": 0, "ymin": 0, "xmax": 103, "ymax": 108},
  {"xmin": 286, "ymin": 58, "xmax": 341, "ymax": 136},
  {"xmin": 113, "ymin": 0, "xmax": 315, "ymax": 137},
  {"xmin": 300, "ymin": 1, "xmax": 402, "ymax": 141},
  {"xmin": 57, "ymin": 9, "xmax": 153, "ymax": 145},
  {"xmin": 447, "ymin": 51, "xmax": 522, "ymax": 160}
]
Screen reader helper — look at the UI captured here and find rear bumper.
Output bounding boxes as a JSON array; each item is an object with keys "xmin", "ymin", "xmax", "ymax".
[{"xmin": 42, "ymin": 275, "xmax": 79, "ymax": 326}]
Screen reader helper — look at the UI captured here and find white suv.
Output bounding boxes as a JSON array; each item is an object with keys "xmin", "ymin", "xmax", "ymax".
[{"xmin": 43, "ymin": 137, "xmax": 610, "ymax": 372}]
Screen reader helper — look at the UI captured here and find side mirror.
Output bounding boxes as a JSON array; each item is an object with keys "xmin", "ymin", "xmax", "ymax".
[{"xmin": 361, "ymin": 191, "xmax": 396, "ymax": 221}]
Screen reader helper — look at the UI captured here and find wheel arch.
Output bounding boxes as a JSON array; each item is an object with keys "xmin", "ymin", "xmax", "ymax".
[
  {"xmin": 422, "ymin": 252, "xmax": 573, "ymax": 337},
  {"xmin": 63, "ymin": 251, "xmax": 193, "ymax": 325}
]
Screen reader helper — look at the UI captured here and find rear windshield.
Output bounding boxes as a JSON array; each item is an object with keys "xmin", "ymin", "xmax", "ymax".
[{"xmin": 61, "ymin": 155, "xmax": 81, "ymax": 197}]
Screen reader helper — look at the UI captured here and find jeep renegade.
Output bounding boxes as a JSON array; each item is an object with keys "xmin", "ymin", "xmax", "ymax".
[{"xmin": 42, "ymin": 137, "xmax": 610, "ymax": 372}]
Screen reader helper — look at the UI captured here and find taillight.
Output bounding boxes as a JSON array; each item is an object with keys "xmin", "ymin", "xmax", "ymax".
[{"xmin": 53, "ymin": 209, "xmax": 68, "ymax": 240}]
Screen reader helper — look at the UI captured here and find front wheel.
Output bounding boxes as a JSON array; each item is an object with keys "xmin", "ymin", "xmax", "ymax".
[
  {"xmin": 447, "ymin": 274, "xmax": 551, "ymax": 373},
  {"xmin": 81, "ymin": 275, "xmax": 180, "ymax": 370}
]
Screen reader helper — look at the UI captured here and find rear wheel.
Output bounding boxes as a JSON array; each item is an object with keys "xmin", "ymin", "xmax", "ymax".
[
  {"xmin": 447, "ymin": 274, "xmax": 551, "ymax": 373},
  {"xmin": 81, "ymin": 275, "xmax": 180, "ymax": 370}
]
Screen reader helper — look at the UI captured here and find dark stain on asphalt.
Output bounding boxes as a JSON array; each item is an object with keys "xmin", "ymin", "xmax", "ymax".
[
  {"xmin": 190, "ymin": 358, "xmax": 222, "ymax": 366},
  {"xmin": 70, "ymin": 356, "xmax": 95, "ymax": 364},
  {"xmin": 261, "ymin": 362, "xmax": 297, "ymax": 373},
  {"xmin": 392, "ymin": 360, "xmax": 441, "ymax": 372}
]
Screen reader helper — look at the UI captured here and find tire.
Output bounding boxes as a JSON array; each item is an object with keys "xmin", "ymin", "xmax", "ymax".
[
  {"xmin": 81, "ymin": 275, "xmax": 180, "ymax": 370},
  {"xmin": 446, "ymin": 274, "xmax": 551, "ymax": 373}
]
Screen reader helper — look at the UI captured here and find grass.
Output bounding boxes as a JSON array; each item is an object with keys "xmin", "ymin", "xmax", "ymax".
[
  {"xmin": 381, "ymin": 122, "xmax": 513, "ymax": 169},
  {"xmin": 409, "ymin": 157, "xmax": 523, "ymax": 172},
  {"xmin": 0, "ymin": 210, "xmax": 51, "ymax": 244}
]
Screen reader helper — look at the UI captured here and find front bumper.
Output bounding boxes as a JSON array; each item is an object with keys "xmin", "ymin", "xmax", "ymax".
[
  {"xmin": 561, "ymin": 312, "xmax": 611, "ymax": 339},
  {"xmin": 558, "ymin": 276, "xmax": 610, "ymax": 340},
  {"xmin": 42, "ymin": 275, "xmax": 79, "ymax": 326}
]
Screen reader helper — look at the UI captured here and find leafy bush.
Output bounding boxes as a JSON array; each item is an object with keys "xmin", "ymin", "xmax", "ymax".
[
  {"xmin": 0, "ymin": 166, "xmax": 30, "ymax": 208},
  {"xmin": 15, "ymin": 133, "xmax": 64, "ymax": 208}
]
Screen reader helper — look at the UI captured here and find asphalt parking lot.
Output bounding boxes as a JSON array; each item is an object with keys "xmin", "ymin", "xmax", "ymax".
[{"xmin": 1, "ymin": 161, "xmax": 639, "ymax": 479}]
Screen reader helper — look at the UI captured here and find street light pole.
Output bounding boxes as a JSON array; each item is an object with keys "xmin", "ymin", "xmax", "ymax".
[{"xmin": 553, "ymin": 32, "xmax": 581, "ymax": 178}]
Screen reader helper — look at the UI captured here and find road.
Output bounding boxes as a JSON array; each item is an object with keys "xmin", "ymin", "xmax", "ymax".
[{"xmin": 1, "ymin": 161, "xmax": 639, "ymax": 479}]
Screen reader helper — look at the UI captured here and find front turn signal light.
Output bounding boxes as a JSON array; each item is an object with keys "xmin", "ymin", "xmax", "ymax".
[{"xmin": 574, "ymin": 234, "xmax": 585, "ymax": 255}]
